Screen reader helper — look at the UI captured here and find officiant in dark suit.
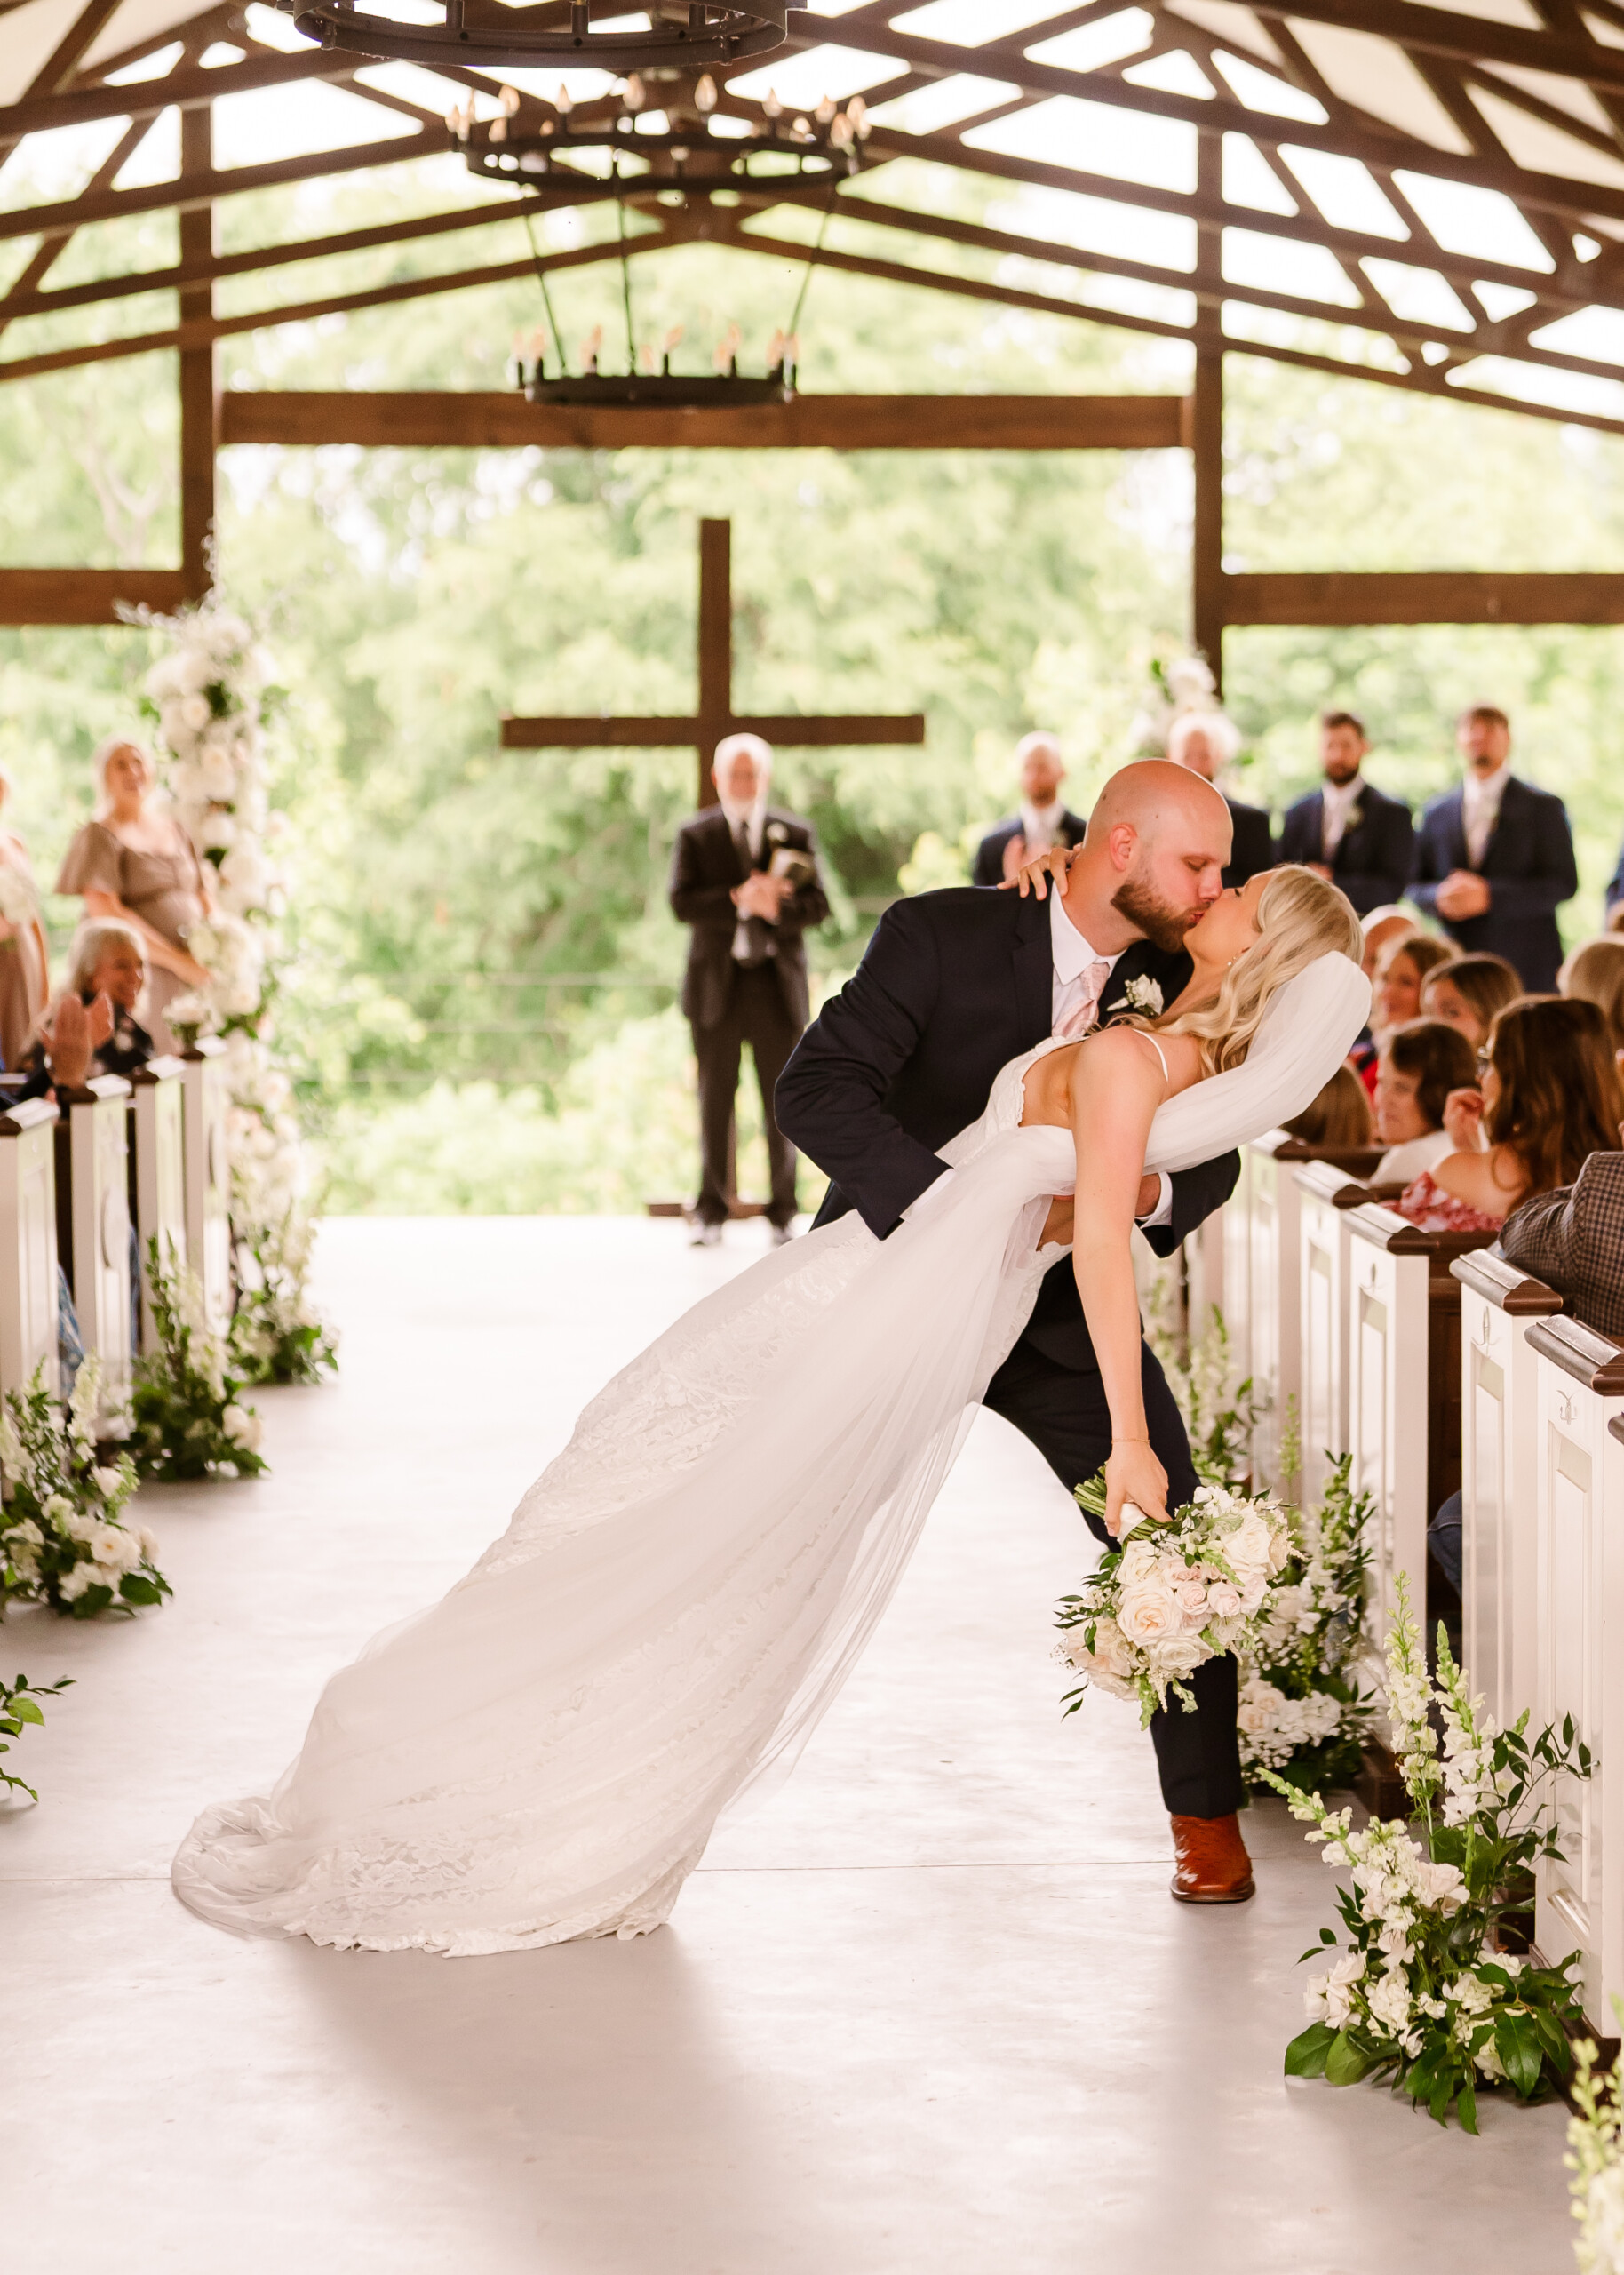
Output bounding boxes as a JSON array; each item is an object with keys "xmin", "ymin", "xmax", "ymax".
[
  {"xmin": 1411, "ymin": 704, "xmax": 1576, "ymax": 993},
  {"xmin": 973, "ymin": 731, "xmax": 1087, "ymax": 888},
  {"xmin": 1277, "ymin": 710, "xmax": 1414, "ymax": 917},
  {"xmin": 1166, "ymin": 712, "xmax": 1274, "ymax": 887},
  {"xmin": 778, "ymin": 762, "xmax": 1256, "ymax": 1909},
  {"xmin": 670, "ymin": 733, "xmax": 830, "ymax": 1248}
]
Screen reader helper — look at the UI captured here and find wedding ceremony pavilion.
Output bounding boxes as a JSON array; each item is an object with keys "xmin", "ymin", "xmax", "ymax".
[{"xmin": 8, "ymin": 2, "xmax": 1624, "ymax": 2271}]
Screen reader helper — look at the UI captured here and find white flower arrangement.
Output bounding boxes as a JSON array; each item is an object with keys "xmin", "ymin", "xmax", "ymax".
[
  {"xmin": 1237, "ymin": 1453, "xmax": 1375, "ymax": 1790},
  {"xmin": 0, "ymin": 1361, "xmax": 164, "ymax": 1620},
  {"xmin": 1570, "ymin": 2036, "xmax": 1624, "ymax": 2272},
  {"xmin": 0, "ymin": 862, "xmax": 39, "ymax": 931},
  {"xmin": 134, "ymin": 592, "xmax": 331, "ymax": 1382},
  {"xmin": 1269, "ymin": 1576, "xmax": 1589, "ymax": 2131},
  {"xmin": 1056, "ymin": 1473, "xmax": 1293, "ymax": 1726}
]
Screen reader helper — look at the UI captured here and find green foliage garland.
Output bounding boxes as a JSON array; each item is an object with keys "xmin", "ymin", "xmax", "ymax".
[
  {"xmin": 131, "ymin": 1243, "xmax": 267, "ymax": 1482},
  {"xmin": 0, "ymin": 1361, "xmax": 164, "ymax": 1619}
]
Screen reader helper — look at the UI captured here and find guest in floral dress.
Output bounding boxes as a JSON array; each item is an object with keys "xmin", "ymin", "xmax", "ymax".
[
  {"xmin": 56, "ymin": 739, "xmax": 212, "ymax": 1056},
  {"xmin": 1397, "ymin": 996, "xmax": 1623, "ymax": 1233},
  {"xmin": 0, "ymin": 770, "xmax": 51, "ymax": 1070}
]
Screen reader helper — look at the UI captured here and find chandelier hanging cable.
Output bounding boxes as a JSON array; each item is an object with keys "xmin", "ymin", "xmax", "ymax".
[{"xmin": 275, "ymin": 2, "xmax": 789, "ymax": 71}]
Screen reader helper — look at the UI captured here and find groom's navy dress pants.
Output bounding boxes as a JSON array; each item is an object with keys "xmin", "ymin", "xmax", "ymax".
[{"xmin": 983, "ymin": 1334, "xmax": 1246, "ymax": 1821}]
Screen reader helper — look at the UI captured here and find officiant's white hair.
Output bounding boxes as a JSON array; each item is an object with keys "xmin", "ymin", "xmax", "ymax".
[{"xmin": 712, "ymin": 732, "xmax": 774, "ymax": 779}]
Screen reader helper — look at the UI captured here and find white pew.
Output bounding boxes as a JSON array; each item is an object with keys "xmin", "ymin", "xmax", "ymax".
[
  {"xmin": 1451, "ymin": 1251, "xmax": 1562, "ymax": 1735},
  {"xmin": 1527, "ymin": 1317, "xmax": 1624, "ymax": 2032},
  {"xmin": 60, "ymin": 1075, "xmax": 133, "ymax": 1423},
  {"xmin": 1295, "ymin": 1161, "xmax": 1366, "ymax": 1507},
  {"xmin": 1345, "ymin": 1202, "xmax": 1493, "ymax": 1657},
  {"xmin": 0, "ymin": 1096, "xmax": 61, "ymax": 1398},
  {"xmin": 1220, "ymin": 1142, "xmax": 1254, "ymax": 1410},
  {"xmin": 129, "ymin": 1057, "xmax": 187, "ymax": 1354},
  {"xmin": 181, "ymin": 1038, "xmax": 232, "ymax": 1332}
]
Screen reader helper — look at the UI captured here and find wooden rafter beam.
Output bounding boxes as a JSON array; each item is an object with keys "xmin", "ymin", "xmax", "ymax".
[
  {"xmin": 0, "ymin": 227, "xmax": 680, "ymax": 387},
  {"xmin": 216, "ymin": 390, "xmax": 1188, "ymax": 450},
  {"xmin": 0, "ymin": 46, "xmax": 357, "ymax": 140},
  {"xmin": 1243, "ymin": 1, "xmax": 1624, "ymax": 96},
  {"xmin": 1226, "ymin": 570, "xmax": 1624, "ymax": 625},
  {"xmin": 0, "ymin": 568, "xmax": 188, "ymax": 626}
]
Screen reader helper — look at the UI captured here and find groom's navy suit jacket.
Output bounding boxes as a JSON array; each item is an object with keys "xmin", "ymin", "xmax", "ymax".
[{"xmin": 775, "ymin": 885, "xmax": 1240, "ymax": 1374}]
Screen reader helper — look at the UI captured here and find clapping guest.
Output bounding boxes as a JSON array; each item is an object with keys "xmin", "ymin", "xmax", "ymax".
[
  {"xmin": 972, "ymin": 733, "xmax": 1087, "ymax": 888},
  {"xmin": 57, "ymin": 738, "xmax": 212, "ymax": 1056},
  {"xmin": 1398, "ymin": 996, "xmax": 1622, "ymax": 1232},
  {"xmin": 1411, "ymin": 705, "xmax": 1577, "ymax": 992},
  {"xmin": 1166, "ymin": 712, "xmax": 1274, "ymax": 887},
  {"xmin": 0, "ymin": 769, "xmax": 49, "ymax": 1071},
  {"xmin": 1418, "ymin": 952, "xmax": 1521, "ymax": 1054},
  {"xmin": 669, "ymin": 734, "xmax": 830, "ymax": 1248},
  {"xmin": 1278, "ymin": 711, "xmax": 1414, "ymax": 917},
  {"xmin": 1560, "ymin": 936, "xmax": 1624, "ymax": 1071},
  {"xmin": 1372, "ymin": 1020, "xmax": 1477, "ymax": 1185}
]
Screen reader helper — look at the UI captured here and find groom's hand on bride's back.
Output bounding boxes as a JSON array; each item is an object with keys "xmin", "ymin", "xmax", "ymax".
[{"xmin": 1002, "ymin": 845, "xmax": 1077, "ymax": 898}]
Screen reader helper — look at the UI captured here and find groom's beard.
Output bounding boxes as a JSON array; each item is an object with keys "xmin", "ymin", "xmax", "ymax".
[{"xmin": 1111, "ymin": 872, "xmax": 1201, "ymax": 957}]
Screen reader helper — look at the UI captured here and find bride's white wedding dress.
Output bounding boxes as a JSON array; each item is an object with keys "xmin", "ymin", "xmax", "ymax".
[{"xmin": 173, "ymin": 954, "xmax": 1368, "ymax": 1955}]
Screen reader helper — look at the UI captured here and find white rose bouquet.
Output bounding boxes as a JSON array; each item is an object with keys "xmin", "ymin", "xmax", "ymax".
[{"xmin": 1055, "ymin": 1473, "xmax": 1293, "ymax": 1727}]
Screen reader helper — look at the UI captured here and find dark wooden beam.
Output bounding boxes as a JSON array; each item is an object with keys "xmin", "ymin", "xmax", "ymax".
[
  {"xmin": 500, "ymin": 714, "xmax": 927, "ymax": 748},
  {"xmin": 0, "ymin": 46, "xmax": 356, "ymax": 140},
  {"xmin": 0, "ymin": 569, "xmax": 189, "ymax": 625},
  {"xmin": 21, "ymin": 0, "xmax": 125, "ymax": 98},
  {"xmin": 0, "ymin": 130, "xmax": 454, "ymax": 246},
  {"xmin": 1191, "ymin": 127, "xmax": 1224, "ymax": 690},
  {"xmin": 216, "ymin": 390, "xmax": 1188, "ymax": 450},
  {"xmin": 1225, "ymin": 571, "xmax": 1624, "ymax": 626},
  {"xmin": 179, "ymin": 100, "xmax": 214, "ymax": 601},
  {"xmin": 1245, "ymin": 0, "xmax": 1624, "ymax": 96}
]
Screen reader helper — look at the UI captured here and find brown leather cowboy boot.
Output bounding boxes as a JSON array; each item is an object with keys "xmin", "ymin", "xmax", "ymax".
[{"xmin": 1169, "ymin": 1813, "xmax": 1255, "ymax": 1904}]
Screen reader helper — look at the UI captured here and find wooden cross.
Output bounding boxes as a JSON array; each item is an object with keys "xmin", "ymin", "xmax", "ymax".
[{"xmin": 500, "ymin": 517, "xmax": 926, "ymax": 805}]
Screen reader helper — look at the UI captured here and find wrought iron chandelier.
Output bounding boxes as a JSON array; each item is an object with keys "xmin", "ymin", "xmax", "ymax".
[
  {"xmin": 454, "ymin": 69, "xmax": 871, "ymax": 189},
  {"xmin": 277, "ymin": 1, "xmax": 790, "ymax": 73}
]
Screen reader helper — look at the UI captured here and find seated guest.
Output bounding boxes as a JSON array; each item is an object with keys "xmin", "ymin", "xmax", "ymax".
[
  {"xmin": 1348, "ymin": 907, "xmax": 1420, "ymax": 1086},
  {"xmin": 1560, "ymin": 935, "xmax": 1624, "ymax": 1071},
  {"xmin": 1418, "ymin": 951, "xmax": 1521, "ymax": 1053},
  {"xmin": 1372, "ymin": 1019, "xmax": 1477, "ymax": 1185},
  {"xmin": 1166, "ymin": 712, "xmax": 1274, "ymax": 888},
  {"xmin": 1357, "ymin": 930, "xmax": 1455, "ymax": 1096},
  {"xmin": 1500, "ymin": 1151, "xmax": 1624, "ymax": 1340},
  {"xmin": 1397, "ymin": 995, "xmax": 1623, "ymax": 1233},
  {"xmin": 15, "ymin": 921, "xmax": 154, "ymax": 1098},
  {"xmin": 1278, "ymin": 710, "xmax": 1414, "ymax": 916},
  {"xmin": 1283, "ymin": 1064, "xmax": 1373, "ymax": 1150},
  {"xmin": 1411, "ymin": 703, "xmax": 1577, "ymax": 993},
  {"xmin": 972, "ymin": 732, "xmax": 1087, "ymax": 888}
]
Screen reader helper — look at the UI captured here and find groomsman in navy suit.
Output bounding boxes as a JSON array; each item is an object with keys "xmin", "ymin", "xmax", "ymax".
[
  {"xmin": 972, "ymin": 732, "xmax": 1088, "ymax": 888},
  {"xmin": 1166, "ymin": 712, "xmax": 1273, "ymax": 888},
  {"xmin": 1277, "ymin": 710, "xmax": 1414, "ymax": 917},
  {"xmin": 1411, "ymin": 704, "xmax": 1577, "ymax": 994}
]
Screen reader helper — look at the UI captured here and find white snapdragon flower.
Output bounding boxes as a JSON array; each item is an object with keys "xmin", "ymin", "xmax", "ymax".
[
  {"xmin": 1365, "ymin": 1968, "xmax": 1413, "ymax": 2041},
  {"xmin": 92, "ymin": 1465, "xmax": 124, "ymax": 1497},
  {"xmin": 220, "ymin": 1403, "xmax": 263, "ymax": 1453}
]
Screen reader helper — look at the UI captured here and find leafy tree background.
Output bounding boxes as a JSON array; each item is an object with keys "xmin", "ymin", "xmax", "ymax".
[{"xmin": 4, "ymin": 151, "xmax": 1624, "ymax": 1211}]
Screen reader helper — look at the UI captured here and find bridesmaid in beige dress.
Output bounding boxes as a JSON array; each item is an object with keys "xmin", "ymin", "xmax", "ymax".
[
  {"xmin": 0, "ymin": 769, "xmax": 51, "ymax": 1071},
  {"xmin": 56, "ymin": 739, "xmax": 213, "ymax": 1056}
]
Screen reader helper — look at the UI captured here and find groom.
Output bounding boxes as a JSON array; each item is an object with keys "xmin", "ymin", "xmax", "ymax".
[{"xmin": 776, "ymin": 760, "xmax": 1254, "ymax": 1904}]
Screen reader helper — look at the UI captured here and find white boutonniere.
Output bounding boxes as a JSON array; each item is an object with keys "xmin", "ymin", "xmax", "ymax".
[
  {"xmin": 1105, "ymin": 975, "xmax": 1164, "ymax": 1018},
  {"xmin": 766, "ymin": 821, "xmax": 789, "ymax": 845},
  {"xmin": 1345, "ymin": 802, "xmax": 1364, "ymax": 835}
]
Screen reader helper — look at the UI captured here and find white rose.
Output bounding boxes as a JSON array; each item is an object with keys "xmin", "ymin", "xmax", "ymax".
[
  {"xmin": 43, "ymin": 1492, "xmax": 76, "ymax": 1523},
  {"xmin": 1087, "ymin": 1616, "xmax": 1135, "ymax": 1681},
  {"xmin": 1118, "ymin": 1537, "xmax": 1160, "ymax": 1585},
  {"xmin": 1148, "ymin": 1631, "xmax": 1206, "ymax": 1681},
  {"xmin": 179, "ymin": 691, "xmax": 212, "ymax": 732},
  {"xmin": 1238, "ymin": 1570, "xmax": 1267, "ymax": 1615},
  {"xmin": 1117, "ymin": 1578, "xmax": 1181, "ymax": 1644},
  {"xmin": 220, "ymin": 1404, "xmax": 263, "ymax": 1453},
  {"xmin": 1268, "ymin": 1522, "xmax": 1294, "ymax": 1576},
  {"xmin": 1410, "ymin": 1858, "xmax": 1465, "ymax": 1912},
  {"xmin": 175, "ymin": 648, "xmax": 216, "ymax": 694},
  {"xmin": 92, "ymin": 1465, "xmax": 124, "ymax": 1497},
  {"xmin": 1224, "ymin": 1511, "xmax": 1275, "ymax": 1577},
  {"xmin": 1206, "ymin": 1580, "xmax": 1243, "ymax": 1620},
  {"xmin": 58, "ymin": 1561, "xmax": 97, "ymax": 1600}
]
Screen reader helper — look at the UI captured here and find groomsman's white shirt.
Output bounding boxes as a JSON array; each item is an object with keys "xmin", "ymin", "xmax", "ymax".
[
  {"xmin": 1462, "ymin": 761, "xmax": 1511, "ymax": 870},
  {"xmin": 1319, "ymin": 774, "xmax": 1364, "ymax": 862}
]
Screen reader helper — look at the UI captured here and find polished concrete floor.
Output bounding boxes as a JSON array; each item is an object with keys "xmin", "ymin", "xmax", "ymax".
[{"xmin": 4, "ymin": 1217, "xmax": 1574, "ymax": 2274}]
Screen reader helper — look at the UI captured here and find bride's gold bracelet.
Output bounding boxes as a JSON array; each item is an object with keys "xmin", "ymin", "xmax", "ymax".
[{"xmin": 1111, "ymin": 1434, "xmax": 1150, "ymax": 1446}]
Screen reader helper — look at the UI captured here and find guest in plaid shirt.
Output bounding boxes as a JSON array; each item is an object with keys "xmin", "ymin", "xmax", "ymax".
[{"xmin": 1500, "ymin": 1152, "xmax": 1624, "ymax": 1340}]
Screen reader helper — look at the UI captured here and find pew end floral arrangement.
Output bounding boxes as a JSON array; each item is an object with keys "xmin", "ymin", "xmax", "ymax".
[
  {"xmin": 0, "ymin": 1361, "xmax": 165, "ymax": 1619},
  {"xmin": 1056, "ymin": 1472, "xmax": 1293, "ymax": 1726},
  {"xmin": 0, "ymin": 1671, "xmax": 72, "ymax": 1803},
  {"xmin": 1238, "ymin": 1453, "xmax": 1376, "ymax": 1792},
  {"xmin": 1268, "ymin": 1576, "xmax": 1589, "ymax": 2132},
  {"xmin": 133, "ymin": 590, "xmax": 334, "ymax": 1387},
  {"xmin": 1568, "ymin": 2027, "xmax": 1624, "ymax": 2272},
  {"xmin": 131, "ymin": 1242, "xmax": 267, "ymax": 1482}
]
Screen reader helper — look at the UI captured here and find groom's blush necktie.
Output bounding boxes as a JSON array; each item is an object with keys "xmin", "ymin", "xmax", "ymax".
[{"xmin": 1054, "ymin": 958, "xmax": 1114, "ymax": 1042}]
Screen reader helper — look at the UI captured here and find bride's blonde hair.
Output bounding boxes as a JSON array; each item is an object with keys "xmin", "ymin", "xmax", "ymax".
[{"xmin": 1159, "ymin": 866, "xmax": 1364, "ymax": 1074}]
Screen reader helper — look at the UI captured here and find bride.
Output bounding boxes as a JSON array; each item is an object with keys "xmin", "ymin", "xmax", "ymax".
[{"xmin": 174, "ymin": 861, "xmax": 1368, "ymax": 1955}]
